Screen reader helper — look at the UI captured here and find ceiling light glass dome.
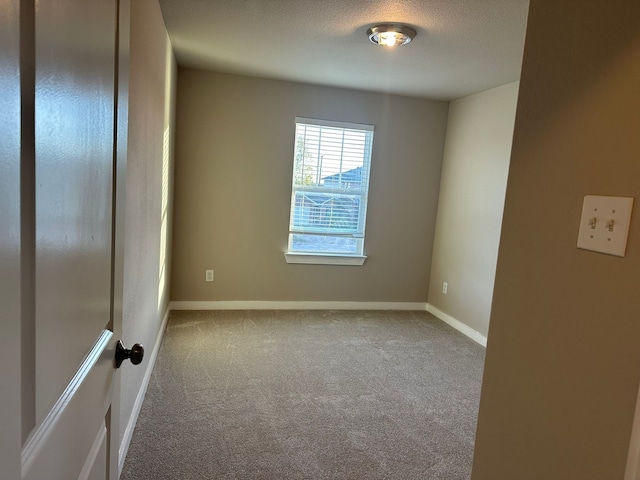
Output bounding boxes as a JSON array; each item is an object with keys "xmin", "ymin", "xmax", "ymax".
[{"xmin": 367, "ymin": 24, "xmax": 417, "ymax": 47}]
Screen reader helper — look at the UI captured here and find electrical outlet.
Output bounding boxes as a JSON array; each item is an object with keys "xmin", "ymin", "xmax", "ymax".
[
  {"xmin": 442, "ymin": 282, "xmax": 448, "ymax": 294},
  {"xmin": 205, "ymin": 270, "xmax": 214, "ymax": 282}
]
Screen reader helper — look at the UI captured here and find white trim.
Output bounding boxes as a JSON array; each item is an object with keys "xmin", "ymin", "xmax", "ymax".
[
  {"xmin": 118, "ymin": 307, "xmax": 170, "ymax": 475},
  {"xmin": 426, "ymin": 304, "xmax": 487, "ymax": 347},
  {"xmin": 284, "ymin": 252, "xmax": 367, "ymax": 265},
  {"xmin": 170, "ymin": 301, "xmax": 427, "ymax": 311},
  {"xmin": 22, "ymin": 330, "xmax": 113, "ymax": 475}
]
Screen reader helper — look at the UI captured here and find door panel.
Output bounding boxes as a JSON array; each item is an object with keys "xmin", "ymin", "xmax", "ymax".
[
  {"xmin": 0, "ymin": 0, "xmax": 24, "ymax": 477},
  {"xmin": 34, "ymin": 0, "xmax": 117, "ymax": 420},
  {"xmin": 81, "ymin": 423, "xmax": 108, "ymax": 480},
  {"xmin": 22, "ymin": 0, "xmax": 122, "ymax": 478},
  {"xmin": 22, "ymin": 331, "xmax": 114, "ymax": 480}
]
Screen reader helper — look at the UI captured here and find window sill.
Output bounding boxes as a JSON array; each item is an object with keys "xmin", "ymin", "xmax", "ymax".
[{"xmin": 284, "ymin": 252, "xmax": 367, "ymax": 266}]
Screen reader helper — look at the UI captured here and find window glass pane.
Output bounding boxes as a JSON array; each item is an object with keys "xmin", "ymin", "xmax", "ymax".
[
  {"xmin": 288, "ymin": 118, "xmax": 374, "ymax": 256},
  {"xmin": 290, "ymin": 191, "xmax": 361, "ymax": 234},
  {"xmin": 290, "ymin": 234, "xmax": 358, "ymax": 255}
]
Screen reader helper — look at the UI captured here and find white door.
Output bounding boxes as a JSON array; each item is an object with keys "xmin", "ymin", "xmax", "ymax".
[
  {"xmin": 10, "ymin": 1, "xmax": 134, "ymax": 479},
  {"xmin": 0, "ymin": 1, "xmax": 25, "ymax": 478}
]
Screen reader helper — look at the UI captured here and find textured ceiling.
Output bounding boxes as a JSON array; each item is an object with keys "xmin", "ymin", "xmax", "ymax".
[{"xmin": 158, "ymin": 0, "xmax": 530, "ymax": 100}]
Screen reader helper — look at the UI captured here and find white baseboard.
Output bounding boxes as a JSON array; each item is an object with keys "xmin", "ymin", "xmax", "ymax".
[
  {"xmin": 169, "ymin": 301, "xmax": 428, "ymax": 311},
  {"xmin": 118, "ymin": 307, "xmax": 170, "ymax": 475},
  {"xmin": 426, "ymin": 304, "xmax": 487, "ymax": 347}
]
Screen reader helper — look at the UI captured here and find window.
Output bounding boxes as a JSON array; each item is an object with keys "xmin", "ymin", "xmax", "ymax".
[{"xmin": 285, "ymin": 117, "xmax": 374, "ymax": 265}]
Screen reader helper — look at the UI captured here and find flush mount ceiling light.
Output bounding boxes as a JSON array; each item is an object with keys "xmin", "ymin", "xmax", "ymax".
[{"xmin": 366, "ymin": 24, "xmax": 417, "ymax": 47}]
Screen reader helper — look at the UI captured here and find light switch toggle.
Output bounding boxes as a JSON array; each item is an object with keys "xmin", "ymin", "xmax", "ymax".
[
  {"xmin": 607, "ymin": 219, "xmax": 615, "ymax": 232},
  {"xmin": 588, "ymin": 217, "xmax": 597, "ymax": 229}
]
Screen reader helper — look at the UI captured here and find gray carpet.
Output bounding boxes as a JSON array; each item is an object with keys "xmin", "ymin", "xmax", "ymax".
[{"xmin": 120, "ymin": 310, "xmax": 485, "ymax": 479}]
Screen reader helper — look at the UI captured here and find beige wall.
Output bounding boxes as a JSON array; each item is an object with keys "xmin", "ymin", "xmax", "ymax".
[
  {"xmin": 171, "ymin": 70, "xmax": 448, "ymax": 303},
  {"xmin": 428, "ymin": 82, "xmax": 519, "ymax": 338},
  {"xmin": 119, "ymin": 0, "xmax": 176, "ymax": 455},
  {"xmin": 472, "ymin": 2, "xmax": 640, "ymax": 479}
]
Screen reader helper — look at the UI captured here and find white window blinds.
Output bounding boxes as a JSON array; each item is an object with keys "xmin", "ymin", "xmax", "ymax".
[{"xmin": 288, "ymin": 117, "xmax": 374, "ymax": 256}]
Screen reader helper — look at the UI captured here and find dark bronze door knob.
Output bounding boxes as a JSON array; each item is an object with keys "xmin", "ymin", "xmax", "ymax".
[{"xmin": 115, "ymin": 340, "xmax": 144, "ymax": 368}]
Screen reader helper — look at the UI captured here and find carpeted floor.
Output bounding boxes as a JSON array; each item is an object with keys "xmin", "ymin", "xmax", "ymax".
[{"xmin": 120, "ymin": 310, "xmax": 485, "ymax": 479}]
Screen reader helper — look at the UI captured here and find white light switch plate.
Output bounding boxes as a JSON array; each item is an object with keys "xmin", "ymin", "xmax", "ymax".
[{"xmin": 577, "ymin": 195, "xmax": 634, "ymax": 257}]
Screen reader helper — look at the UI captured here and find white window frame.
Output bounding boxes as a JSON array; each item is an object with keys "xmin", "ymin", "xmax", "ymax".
[{"xmin": 285, "ymin": 117, "xmax": 374, "ymax": 266}]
